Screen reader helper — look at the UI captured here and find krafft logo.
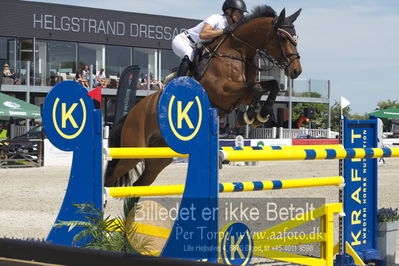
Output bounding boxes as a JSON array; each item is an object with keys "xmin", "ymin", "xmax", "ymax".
[
  {"xmin": 167, "ymin": 95, "xmax": 202, "ymax": 141},
  {"xmin": 52, "ymin": 97, "xmax": 87, "ymax": 139}
]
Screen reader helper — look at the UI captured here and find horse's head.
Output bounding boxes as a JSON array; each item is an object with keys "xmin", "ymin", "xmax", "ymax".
[{"xmin": 269, "ymin": 8, "xmax": 302, "ymax": 79}]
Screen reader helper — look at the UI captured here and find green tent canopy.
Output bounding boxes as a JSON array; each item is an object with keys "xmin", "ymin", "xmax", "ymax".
[
  {"xmin": 369, "ymin": 108, "xmax": 399, "ymax": 119},
  {"xmin": 0, "ymin": 92, "xmax": 41, "ymax": 119}
]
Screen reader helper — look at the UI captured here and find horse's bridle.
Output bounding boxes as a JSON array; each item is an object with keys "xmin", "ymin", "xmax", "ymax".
[{"xmin": 214, "ymin": 27, "xmax": 300, "ymax": 71}]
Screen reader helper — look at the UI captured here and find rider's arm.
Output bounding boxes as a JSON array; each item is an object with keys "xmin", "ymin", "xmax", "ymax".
[{"xmin": 199, "ymin": 23, "xmax": 223, "ymax": 40}]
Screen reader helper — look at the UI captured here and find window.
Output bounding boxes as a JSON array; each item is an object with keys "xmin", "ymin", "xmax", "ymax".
[
  {"xmin": 159, "ymin": 49, "xmax": 179, "ymax": 82},
  {"xmin": 78, "ymin": 43, "xmax": 105, "ymax": 75},
  {"xmin": 47, "ymin": 41, "xmax": 77, "ymax": 74},
  {"xmin": 106, "ymin": 45, "xmax": 131, "ymax": 88},
  {"xmin": 0, "ymin": 37, "xmax": 16, "ymax": 74},
  {"xmin": 0, "ymin": 38, "xmax": 7, "ymax": 59},
  {"xmin": 132, "ymin": 47, "xmax": 157, "ymax": 90},
  {"xmin": 17, "ymin": 39, "xmax": 33, "ymax": 85},
  {"xmin": 47, "ymin": 40, "xmax": 77, "ymax": 77}
]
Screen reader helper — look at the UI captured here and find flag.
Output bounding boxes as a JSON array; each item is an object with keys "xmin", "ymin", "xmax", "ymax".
[
  {"xmin": 340, "ymin": 96, "xmax": 350, "ymax": 109},
  {"xmin": 88, "ymin": 86, "xmax": 102, "ymax": 108}
]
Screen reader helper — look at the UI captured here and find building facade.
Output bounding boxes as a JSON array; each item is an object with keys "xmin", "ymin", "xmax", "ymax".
[{"xmin": 0, "ymin": 0, "xmax": 330, "ymax": 130}]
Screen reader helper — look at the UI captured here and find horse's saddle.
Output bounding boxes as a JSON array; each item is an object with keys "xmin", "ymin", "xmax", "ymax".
[
  {"xmin": 192, "ymin": 45, "xmax": 213, "ymax": 80},
  {"xmin": 164, "ymin": 42, "xmax": 217, "ymax": 85}
]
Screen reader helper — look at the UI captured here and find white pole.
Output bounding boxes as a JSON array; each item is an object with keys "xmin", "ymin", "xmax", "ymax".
[{"xmin": 26, "ymin": 61, "xmax": 30, "ymax": 133}]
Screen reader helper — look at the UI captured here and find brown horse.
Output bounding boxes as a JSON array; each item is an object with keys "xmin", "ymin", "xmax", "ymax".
[{"xmin": 105, "ymin": 5, "xmax": 302, "ymax": 187}]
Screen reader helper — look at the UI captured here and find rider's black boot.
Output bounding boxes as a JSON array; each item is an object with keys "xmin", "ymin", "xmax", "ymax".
[{"xmin": 176, "ymin": 55, "xmax": 192, "ymax": 77}]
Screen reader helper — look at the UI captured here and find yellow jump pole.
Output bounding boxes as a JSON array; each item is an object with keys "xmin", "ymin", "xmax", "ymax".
[
  {"xmin": 221, "ymin": 147, "xmax": 399, "ymax": 162},
  {"xmin": 106, "ymin": 147, "xmax": 188, "ymax": 160},
  {"xmin": 105, "ymin": 176, "xmax": 344, "ymax": 198}
]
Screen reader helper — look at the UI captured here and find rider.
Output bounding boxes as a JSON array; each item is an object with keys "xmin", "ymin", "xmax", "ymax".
[{"xmin": 172, "ymin": 0, "xmax": 247, "ymax": 77}]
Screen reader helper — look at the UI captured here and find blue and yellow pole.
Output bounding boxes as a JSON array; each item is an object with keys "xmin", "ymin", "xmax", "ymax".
[
  {"xmin": 105, "ymin": 176, "xmax": 344, "ymax": 198},
  {"xmin": 220, "ymin": 145, "xmax": 343, "ymax": 151},
  {"xmin": 221, "ymin": 147, "xmax": 399, "ymax": 162}
]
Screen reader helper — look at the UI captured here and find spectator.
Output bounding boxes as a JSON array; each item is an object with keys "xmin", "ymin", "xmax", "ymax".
[
  {"xmin": 96, "ymin": 68, "xmax": 108, "ymax": 88},
  {"xmin": 139, "ymin": 74, "xmax": 148, "ymax": 90},
  {"xmin": 49, "ymin": 71, "xmax": 57, "ymax": 85},
  {"xmin": 75, "ymin": 65, "xmax": 89, "ymax": 89},
  {"xmin": 0, "ymin": 123, "xmax": 7, "ymax": 141},
  {"xmin": 3, "ymin": 63, "xmax": 16, "ymax": 83},
  {"xmin": 0, "ymin": 123, "xmax": 8, "ymax": 160},
  {"xmin": 82, "ymin": 65, "xmax": 89, "ymax": 79}
]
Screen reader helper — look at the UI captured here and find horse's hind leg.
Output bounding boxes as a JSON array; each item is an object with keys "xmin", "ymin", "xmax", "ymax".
[{"xmin": 133, "ymin": 158, "xmax": 173, "ymax": 186}]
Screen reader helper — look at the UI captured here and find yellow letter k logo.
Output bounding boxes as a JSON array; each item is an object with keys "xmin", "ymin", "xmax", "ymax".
[
  {"xmin": 177, "ymin": 101, "xmax": 194, "ymax": 129},
  {"xmin": 230, "ymin": 235, "xmax": 245, "ymax": 260},
  {"xmin": 62, "ymin": 103, "xmax": 78, "ymax": 128}
]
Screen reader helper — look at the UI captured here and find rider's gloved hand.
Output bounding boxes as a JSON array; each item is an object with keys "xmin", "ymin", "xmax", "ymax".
[{"xmin": 223, "ymin": 24, "xmax": 236, "ymax": 34}]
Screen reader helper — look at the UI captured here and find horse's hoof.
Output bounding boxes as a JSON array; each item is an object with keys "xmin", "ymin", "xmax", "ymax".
[
  {"xmin": 246, "ymin": 107, "xmax": 256, "ymax": 121},
  {"xmin": 256, "ymin": 112, "xmax": 270, "ymax": 123},
  {"xmin": 244, "ymin": 112, "xmax": 255, "ymax": 125}
]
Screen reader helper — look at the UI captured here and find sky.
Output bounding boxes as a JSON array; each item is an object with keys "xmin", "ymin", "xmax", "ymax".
[{"xmin": 28, "ymin": 0, "xmax": 399, "ymax": 114}]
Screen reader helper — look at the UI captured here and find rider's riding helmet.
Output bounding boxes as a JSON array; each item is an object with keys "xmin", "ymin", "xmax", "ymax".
[{"xmin": 222, "ymin": 0, "xmax": 247, "ymax": 13}]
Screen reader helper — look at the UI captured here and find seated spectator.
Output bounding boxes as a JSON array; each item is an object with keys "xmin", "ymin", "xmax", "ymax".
[
  {"xmin": 152, "ymin": 80, "xmax": 164, "ymax": 90},
  {"xmin": 138, "ymin": 77, "xmax": 148, "ymax": 90},
  {"xmin": 49, "ymin": 71, "xmax": 57, "ymax": 85},
  {"xmin": 96, "ymin": 68, "xmax": 108, "ymax": 88},
  {"xmin": 75, "ymin": 65, "xmax": 89, "ymax": 89},
  {"xmin": 3, "ymin": 63, "xmax": 16, "ymax": 83},
  {"xmin": 82, "ymin": 65, "xmax": 89, "ymax": 79}
]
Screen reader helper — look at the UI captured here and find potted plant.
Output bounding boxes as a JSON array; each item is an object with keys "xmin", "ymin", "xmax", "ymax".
[
  {"xmin": 54, "ymin": 198, "xmax": 152, "ymax": 254},
  {"xmin": 377, "ymin": 207, "xmax": 399, "ymax": 266}
]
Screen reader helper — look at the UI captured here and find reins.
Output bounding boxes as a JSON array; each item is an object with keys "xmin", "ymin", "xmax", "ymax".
[{"xmin": 209, "ymin": 25, "xmax": 300, "ymax": 72}]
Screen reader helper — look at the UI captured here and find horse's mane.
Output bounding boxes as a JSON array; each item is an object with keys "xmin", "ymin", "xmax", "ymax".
[{"xmin": 235, "ymin": 5, "xmax": 276, "ymax": 27}]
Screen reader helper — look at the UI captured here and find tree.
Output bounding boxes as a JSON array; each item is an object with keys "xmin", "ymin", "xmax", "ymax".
[
  {"xmin": 376, "ymin": 100, "xmax": 399, "ymax": 111},
  {"xmin": 330, "ymin": 100, "xmax": 350, "ymax": 132},
  {"xmin": 292, "ymin": 102, "xmax": 329, "ymax": 128},
  {"xmin": 350, "ymin": 113, "xmax": 369, "ymax": 120},
  {"xmin": 329, "ymin": 101, "xmax": 369, "ymax": 131}
]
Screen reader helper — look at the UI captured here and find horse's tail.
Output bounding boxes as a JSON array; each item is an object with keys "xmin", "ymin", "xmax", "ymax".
[{"xmin": 104, "ymin": 115, "xmax": 145, "ymax": 187}]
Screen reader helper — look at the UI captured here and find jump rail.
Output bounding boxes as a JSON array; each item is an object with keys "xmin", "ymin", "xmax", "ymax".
[
  {"xmin": 221, "ymin": 147, "xmax": 399, "ymax": 161},
  {"xmin": 105, "ymin": 176, "xmax": 344, "ymax": 198}
]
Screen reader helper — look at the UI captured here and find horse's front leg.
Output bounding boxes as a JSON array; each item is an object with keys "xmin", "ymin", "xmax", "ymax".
[
  {"xmin": 235, "ymin": 83, "xmax": 263, "ymax": 126},
  {"xmin": 255, "ymin": 79, "xmax": 279, "ymax": 124},
  {"xmin": 240, "ymin": 80, "xmax": 278, "ymax": 126}
]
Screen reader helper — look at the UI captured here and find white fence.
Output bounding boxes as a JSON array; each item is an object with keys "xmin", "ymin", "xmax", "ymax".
[
  {"xmin": 251, "ymin": 127, "xmax": 331, "ymax": 139},
  {"xmin": 9, "ymin": 125, "xmax": 34, "ymax": 139},
  {"xmin": 250, "ymin": 128, "xmax": 276, "ymax": 139}
]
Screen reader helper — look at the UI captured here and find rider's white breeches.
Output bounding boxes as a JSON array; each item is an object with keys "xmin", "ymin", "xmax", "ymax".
[{"xmin": 172, "ymin": 33, "xmax": 195, "ymax": 61}]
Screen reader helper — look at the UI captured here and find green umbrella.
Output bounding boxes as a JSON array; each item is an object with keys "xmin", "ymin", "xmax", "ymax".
[
  {"xmin": 369, "ymin": 108, "xmax": 399, "ymax": 119},
  {"xmin": 0, "ymin": 92, "xmax": 41, "ymax": 119}
]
